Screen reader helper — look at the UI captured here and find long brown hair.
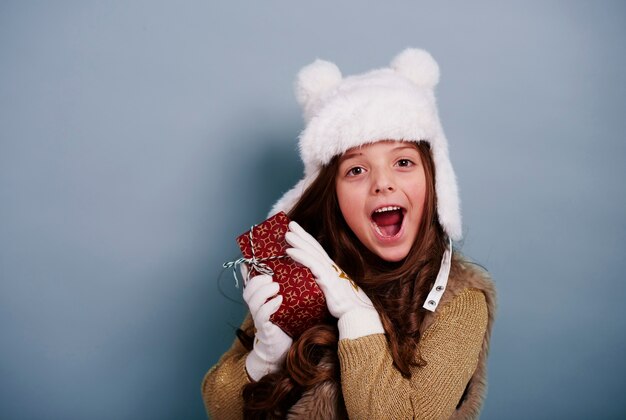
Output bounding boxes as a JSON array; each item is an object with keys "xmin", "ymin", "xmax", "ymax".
[{"xmin": 241, "ymin": 141, "xmax": 449, "ymax": 418}]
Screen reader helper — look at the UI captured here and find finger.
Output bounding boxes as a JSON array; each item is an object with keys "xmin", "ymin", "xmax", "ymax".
[
  {"xmin": 285, "ymin": 230, "xmax": 334, "ymax": 269},
  {"xmin": 288, "ymin": 221, "xmax": 328, "ymax": 257},
  {"xmin": 288, "ymin": 222, "xmax": 336, "ymax": 267},
  {"xmin": 285, "ymin": 232, "xmax": 328, "ymax": 264},
  {"xmin": 285, "ymin": 228, "xmax": 322, "ymax": 259},
  {"xmin": 246, "ymin": 282, "xmax": 280, "ymax": 314},
  {"xmin": 285, "ymin": 231, "xmax": 320, "ymax": 257},
  {"xmin": 256, "ymin": 294, "xmax": 283, "ymax": 323},
  {"xmin": 242, "ymin": 274, "xmax": 273, "ymax": 303},
  {"xmin": 286, "ymin": 248, "xmax": 329, "ymax": 285},
  {"xmin": 240, "ymin": 263, "xmax": 249, "ymax": 283}
]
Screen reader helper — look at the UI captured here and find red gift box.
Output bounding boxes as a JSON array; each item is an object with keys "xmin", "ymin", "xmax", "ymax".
[{"xmin": 235, "ymin": 212, "xmax": 328, "ymax": 338}]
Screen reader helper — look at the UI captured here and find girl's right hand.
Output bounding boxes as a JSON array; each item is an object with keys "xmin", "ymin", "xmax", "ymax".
[
  {"xmin": 285, "ymin": 221, "xmax": 385, "ymax": 340},
  {"xmin": 243, "ymin": 274, "xmax": 293, "ymax": 381}
]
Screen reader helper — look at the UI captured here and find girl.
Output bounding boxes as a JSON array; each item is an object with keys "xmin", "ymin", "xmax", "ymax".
[{"xmin": 202, "ymin": 48, "xmax": 496, "ymax": 419}]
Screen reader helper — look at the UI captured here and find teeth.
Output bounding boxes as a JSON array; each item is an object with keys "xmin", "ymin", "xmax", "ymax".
[{"xmin": 374, "ymin": 206, "xmax": 401, "ymax": 213}]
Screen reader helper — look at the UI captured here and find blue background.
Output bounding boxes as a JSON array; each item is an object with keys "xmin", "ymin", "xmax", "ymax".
[{"xmin": 1, "ymin": 1, "xmax": 625, "ymax": 418}]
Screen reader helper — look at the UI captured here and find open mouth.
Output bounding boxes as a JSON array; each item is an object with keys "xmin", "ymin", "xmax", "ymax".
[{"xmin": 371, "ymin": 206, "xmax": 405, "ymax": 238}]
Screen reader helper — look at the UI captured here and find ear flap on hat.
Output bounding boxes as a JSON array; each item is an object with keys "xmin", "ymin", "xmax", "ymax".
[
  {"xmin": 390, "ymin": 48, "xmax": 440, "ymax": 88},
  {"xmin": 268, "ymin": 176, "xmax": 314, "ymax": 218},
  {"xmin": 294, "ymin": 59, "xmax": 342, "ymax": 121}
]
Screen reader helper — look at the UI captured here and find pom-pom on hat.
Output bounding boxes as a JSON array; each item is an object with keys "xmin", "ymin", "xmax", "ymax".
[{"xmin": 270, "ymin": 48, "xmax": 462, "ymax": 241}]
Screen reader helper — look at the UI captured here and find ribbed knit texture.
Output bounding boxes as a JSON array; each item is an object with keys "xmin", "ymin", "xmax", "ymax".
[
  {"xmin": 202, "ymin": 288, "xmax": 488, "ymax": 419},
  {"xmin": 338, "ymin": 288, "xmax": 487, "ymax": 419},
  {"xmin": 201, "ymin": 316, "xmax": 252, "ymax": 420}
]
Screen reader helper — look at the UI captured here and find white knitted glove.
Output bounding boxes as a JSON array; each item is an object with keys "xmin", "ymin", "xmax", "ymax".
[
  {"xmin": 285, "ymin": 221, "xmax": 385, "ymax": 340},
  {"xmin": 243, "ymin": 274, "xmax": 293, "ymax": 381}
]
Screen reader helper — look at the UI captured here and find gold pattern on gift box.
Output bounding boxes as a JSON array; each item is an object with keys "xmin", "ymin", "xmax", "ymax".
[{"xmin": 233, "ymin": 212, "xmax": 328, "ymax": 338}]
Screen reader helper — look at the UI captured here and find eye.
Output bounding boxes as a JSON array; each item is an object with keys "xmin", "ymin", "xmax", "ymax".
[
  {"xmin": 396, "ymin": 159, "xmax": 414, "ymax": 167},
  {"xmin": 346, "ymin": 166, "xmax": 365, "ymax": 177}
]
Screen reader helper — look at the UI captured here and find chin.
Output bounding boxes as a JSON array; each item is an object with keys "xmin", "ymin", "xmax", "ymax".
[{"xmin": 372, "ymin": 246, "xmax": 411, "ymax": 262}]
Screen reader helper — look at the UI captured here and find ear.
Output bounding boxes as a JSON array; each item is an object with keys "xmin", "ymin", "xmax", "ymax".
[
  {"xmin": 294, "ymin": 59, "xmax": 342, "ymax": 116},
  {"xmin": 390, "ymin": 48, "xmax": 439, "ymax": 88}
]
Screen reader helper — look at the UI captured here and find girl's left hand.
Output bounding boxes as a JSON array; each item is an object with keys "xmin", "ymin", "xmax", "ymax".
[{"xmin": 285, "ymin": 221, "xmax": 385, "ymax": 340}]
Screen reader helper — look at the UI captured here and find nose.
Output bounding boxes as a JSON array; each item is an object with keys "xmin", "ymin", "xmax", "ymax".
[
  {"xmin": 372, "ymin": 170, "xmax": 395, "ymax": 194},
  {"xmin": 375, "ymin": 185, "xmax": 395, "ymax": 194}
]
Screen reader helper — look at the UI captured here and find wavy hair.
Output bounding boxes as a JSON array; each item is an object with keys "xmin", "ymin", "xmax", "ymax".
[{"xmin": 240, "ymin": 141, "xmax": 450, "ymax": 418}]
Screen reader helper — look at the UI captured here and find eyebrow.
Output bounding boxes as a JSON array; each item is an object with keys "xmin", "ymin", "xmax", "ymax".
[
  {"xmin": 340, "ymin": 145, "xmax": 418, "ymax": 163},
  {"xmin": 340, "ymin": 151, "xmax": 362, "ymax": 162}
]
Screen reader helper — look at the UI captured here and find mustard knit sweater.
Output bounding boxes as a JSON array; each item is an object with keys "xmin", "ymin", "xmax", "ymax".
[{"xmin": 202, "ymin": 287, "xmax": 488, "ymax": 419}]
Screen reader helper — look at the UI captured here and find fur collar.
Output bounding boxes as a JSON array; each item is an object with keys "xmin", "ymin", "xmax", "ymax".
[
  {"xmin": 286, "ymin": 255, "xmax": 496, "ymax": 420},
  {"xmin": 287, "ymin": 379, "xmax": 348, "ymax": 419},
  {"xmin": 441, "ymin": 256, "xmax": 496, "ymax": 420}
]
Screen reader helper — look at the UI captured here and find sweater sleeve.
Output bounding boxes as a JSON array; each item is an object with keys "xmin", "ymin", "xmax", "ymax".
[
  {"xmin": 201, "ymin": 315, "xmax": 253, "ymax": 420},
  {"xmin": 338, "ymin": 288, "xmax": 488, "ymax": 420}
]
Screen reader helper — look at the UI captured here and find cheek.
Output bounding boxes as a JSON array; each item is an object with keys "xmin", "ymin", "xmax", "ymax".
[
  {"xmin": 336, "ymin": 183, "xmax": 361, "ymax": 227},
  {"xmin": 415, "ymin": 184, "xmax": 427, "ymax": 209},
  {"xmin": 407, "ymin": 172, "xmax": 427, "ymax": 208},
  {"xmin": 414, "ymin": 188, "xmax": 428, "ymax": 231}
]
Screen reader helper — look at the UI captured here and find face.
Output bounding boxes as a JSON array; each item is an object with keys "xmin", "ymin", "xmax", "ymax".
[{"xmin": 335, "ymin": 141, "xmax": 427, "ymax": 262}]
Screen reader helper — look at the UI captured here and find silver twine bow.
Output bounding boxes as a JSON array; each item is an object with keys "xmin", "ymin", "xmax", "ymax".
[{"xmin": 222, "ymin": 224, "xmax": 287, "ymax": 288}]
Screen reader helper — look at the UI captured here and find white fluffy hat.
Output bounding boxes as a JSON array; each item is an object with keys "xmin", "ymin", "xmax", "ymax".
[{"xmin": 270, "ymin": 48, "xmax": 462, "ymax": 241}]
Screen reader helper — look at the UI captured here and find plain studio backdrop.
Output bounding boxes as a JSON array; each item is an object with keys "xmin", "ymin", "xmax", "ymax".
[{"xmin": 1, "ymin": 1, "xmax": 625, "ymax": 419}]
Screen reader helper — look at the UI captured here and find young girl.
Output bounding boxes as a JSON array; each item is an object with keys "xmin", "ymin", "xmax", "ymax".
[{"xmin": 202, "ymin": 48, "xmax": 496, "ymax": 419}]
